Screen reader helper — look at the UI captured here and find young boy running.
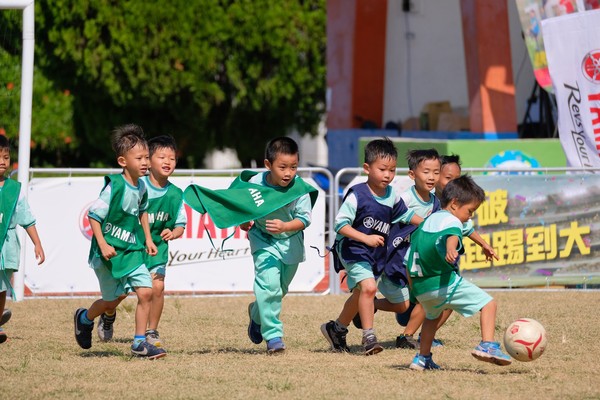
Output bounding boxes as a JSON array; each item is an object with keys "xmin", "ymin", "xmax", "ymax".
[
  {"xmin": 321, "ymin": 138, "xmax": 416, "ymax": 355},
  {"xmin": 406, "ymin": 175, "xmax": 511, "ymax": 370},
  {"xmin": 73, "ymin": 124, "xmax": 164, "ymax": 359},
  {"xmin": 97, "ymin": 135, "xmax": 186, "ymax": 348},
  {"xmin": 0, "ymin": 136, "xmax": 45, "ymax": 343}
]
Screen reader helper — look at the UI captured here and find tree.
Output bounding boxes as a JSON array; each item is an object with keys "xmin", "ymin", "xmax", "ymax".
[{"xmin": 2, "ymin": 0, "xmax": 326, "ymax": 167}]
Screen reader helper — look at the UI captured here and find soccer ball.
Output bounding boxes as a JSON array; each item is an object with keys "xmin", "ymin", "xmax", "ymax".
[{"xmin": 503, "ymin": 318, "xmax": 548, "ymax": 362}]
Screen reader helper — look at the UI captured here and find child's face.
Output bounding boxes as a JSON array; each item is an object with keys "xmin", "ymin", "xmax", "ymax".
[
  {"xmin": 448, "ymin": 199, "xmax": 480, "ymax": 223},
  {"xmin": 149, "ymin": 146, "xmax": 177, "ymax": 180},
  {"xmin": 436, "ymin": 162, "xmax": 461, "ymax": 194},
  {"xmin": 364, "ymin": 156, "xmax": 397, "ymax": 193},
  {"xmin": 409, "ymin": 158, "xmax": 440, "ymax": 193},
  {"xmin": 118, "ymin": 143, "xmax": 149, "ymax": 179},
  {"xmin": 0, "ymin": 148, "xmax": 10, "ymax": 176},
  {"xmin": 264, "ymin": 152, "xmax": 299, "ymax": 187}
]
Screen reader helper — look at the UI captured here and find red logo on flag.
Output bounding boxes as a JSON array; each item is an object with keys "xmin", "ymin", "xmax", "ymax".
[
  {"xmin": 582, "ymin": 50, "xmax": 600, "ymax": 83},
  {"xmin": 79, "ymin": 203, "xmax": 94, "ymax": 240}
]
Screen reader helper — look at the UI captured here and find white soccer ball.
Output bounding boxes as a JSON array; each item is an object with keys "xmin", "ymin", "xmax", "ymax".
[{"xmin": 503, "ymin": 318, "xmax": 548, "ymax": 362}]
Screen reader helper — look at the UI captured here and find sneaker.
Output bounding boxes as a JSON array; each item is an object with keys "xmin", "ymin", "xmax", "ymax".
[
  {"xmin": 131, "ymin": 340, "xmax": 167, "ymax": 360},
  {"xmin": 145, "ymin": 329, "xmax": 163, "ymax": 347},
  {"xmin": 395, "ymin": 302, "xmax": 416, "ymax": 327},
  {"xmin": 266, "ymin": 337, "xmax": 286, "ymax": 354},
  {"xmin": 396, "ymin": 334, "xmax": 419, "ymax": 349},
  {"xmin": 97, "ymin": 312, "xmax": 116, "ymax": 342},
  {"xmin": 320, "ymin": 320, "xmax": 350, "ymax": 352},
  {"xmin": 410, "ymin": 353, "xmax": 441, "ymax": 371},
  {"xmin": 0, "ymin": 309, "xmax": 12, "ymax": 326},
  {"xmin": 418, "ymin": 333, "xmax": 444, "ymax": 348},
  {"xmin": 362, "ymin": 333, "xmax": 383, "ymax": 356},
  {"xmin": 74, "ymin": 308, "xmax": 93, "ymax": 349},
  {"xmin": 351, "ymin": 297, "xmax": 378, "ymax": 329},
  {"xmin": 247, "ymin": 303, "xmax": 263, "ymax": 344},
  {"xmin": 471, "ymin": 341, "xmax": 512, "ymax": 366},
  {"xmin": 0, "ymin": 327, "xmax": 7, "ymax": 344}
]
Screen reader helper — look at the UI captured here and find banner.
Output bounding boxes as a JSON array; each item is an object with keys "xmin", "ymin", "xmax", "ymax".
[
  {"xmin": 542, "ymin": 10, "xmax": 600, "ymax": 167},
  {"xmin": 22, "ymin": 176, "xmax": 326, "ymax": 296}
]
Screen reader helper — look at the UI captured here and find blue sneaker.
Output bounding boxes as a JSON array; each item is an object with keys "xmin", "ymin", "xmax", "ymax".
[
  {"xmin": 266, "ymin": 337, "xmax": 286, "ymax": 354},
  {"xmin": 471, "ymin": 341, "xmax": 512, "ymax": 366},
  {"xmin": 131, "ymin": 340, "xmax": 167, "ymax": 359},
  {"xmin": 418, "ymin": 333, "xmax": 444, "ymax": 348},
  {"xmin": 247, "ymin": 303, "xmax": 263, "ymax": 344},
  {"xmin": 74, "ymin": 308, "xmax": 93, "ymax": 349},
  {"xmin": 395, "ymin": 302, "xmax": 416, "ymax": 326},
  {"xmin": 410, "ymin": 353, "xmax": 441, "ymax": 371}
]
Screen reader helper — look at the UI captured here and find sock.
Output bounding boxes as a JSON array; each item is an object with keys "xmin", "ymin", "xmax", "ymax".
[
  {"xmin": 80, "ymin": 310, "xmax": 93, "ymax": 326},
  {"xmin": 103, "ymin": 312, "xmax": 116, "ymax": 324},
  {"xmin": 334, "ymin": 319, "xmax": 347, "ymax": 331},
  {"xmin": 362, "ymin": 328, "xmax": 375, "ymax": 338},
  {"xmin": 104, "ymin": 310, "xmax": 116, "ymax": 317},
  {"xmin": 133, "ymin": 335, "xmax": 145, "ymax": 346}
]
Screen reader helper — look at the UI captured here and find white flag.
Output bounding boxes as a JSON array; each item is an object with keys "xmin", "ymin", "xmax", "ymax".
[{"xmin": 542, "ymin": 10, "xmax": 600, "ymax": 168}]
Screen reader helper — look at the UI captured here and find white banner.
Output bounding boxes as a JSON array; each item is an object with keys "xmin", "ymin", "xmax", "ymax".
[
  {"xmin": 22, "ymin": 176, "xmax": 326, "ymax": 296},
  {"xmin": 542, "ymin": 10, "xmax": 600, "ymax": 167}
]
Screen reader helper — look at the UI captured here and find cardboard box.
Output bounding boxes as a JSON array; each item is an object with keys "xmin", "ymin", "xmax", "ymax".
[
  {"xmin": 437, "ymin": 112, "xmax": 470, "ymax": 131},
  {"xmin": 422, "ymin": 101, "xmax": 452, "ymax": 131}
]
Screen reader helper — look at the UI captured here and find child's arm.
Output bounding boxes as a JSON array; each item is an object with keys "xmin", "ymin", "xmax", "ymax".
[
  {"xmin": 409, "ymin": 215, "xmax": 423, "ymax": 226},
  {"xmin": 25, "ymin": 225, "xmax": 45, "ymax": 265},
  {"xmin": 160, "ymin": 226, "xmax": 185, "ymax": 241},
  {"xmin": 139, "ymin": 212, "xmax": 158, "ymax": 256},
  {"xmin": 338, "ymin": 224, "xmax": 385, "ymax": 248},
  {"xmin": 240, "ymin": 221, "xmax": 253, "ymax": 231},
  {"xmin": 468, "ymin": 230, "xmax": 499, "ymax": 261},
  {"xmin": 264, "ymin": 218, "xmax": 305, "ymax": 234},
  {"xmin": 445, "ymin": 235, "xmax": 460, "ymax": 263},
  {"xmin": 89, "ymin": 218, "xmax": 117, "ymax": 261}
]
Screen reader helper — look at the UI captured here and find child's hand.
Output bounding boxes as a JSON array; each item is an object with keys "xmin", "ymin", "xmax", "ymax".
[
  {"xmin": 240, "ymin": 221, "xmax": 253, "ymax": 231},
  {"xmin": 160, "ymin": 228, "xmax": 175, "ymax": 241},
  {"xmin": 265, "ymin": 219, "xmax": 285, "ymax": 234},
  {"xmin": 481, "ymin": 244, "xmax": 499, "ymax": 261},
  {"xmin": 364, "ymin": 234, "xmax": 385, "ymax": 248},
  {"xmin": 35, "ymin": 245, "xmax": 45, "ymax": 265},
  {"xmin": 146, "ymin": 241, "xmax": 158, "ymax": 256},
  {"xmin": 445, "ymin": 249, "xmax": 459, "ymax": 263},
  {"xmin": 100, "ymin": 244, "xmax": 117, "ymax": 261}
]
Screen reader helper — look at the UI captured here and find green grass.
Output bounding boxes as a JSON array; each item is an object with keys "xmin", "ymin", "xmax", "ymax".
[{"xmin": 0, "ymin": 292, "xmax": 598, "ymax": 399}]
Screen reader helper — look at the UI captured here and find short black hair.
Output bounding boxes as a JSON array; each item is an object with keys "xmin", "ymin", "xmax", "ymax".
[
  {"xmin": 364, "ymin": 137, "xmax": 397, "ymax": 165},
  {"xmin": 440, "ymin": 174, "xmax": 485, "ymax": 208},
  {"xmin": 406, "ymin": 148, "xmax": 440, "ymax": 171},
  {"xmin": 148, "ymin": 135, "xmax": 177, "ymax": 157},
  {"xmin": 0, "ymin": 135, "xmax": 10, "ymax": 151},
  {"xmin": 111, "ymin": 124, "xmax": 147, "ymax": 157},
  {"xmin": 440, "ymin": 154, "xmax": 461, "ymax": 168},
  {"xmin": 265, "ymin": 137, "xmax": 299, "ymax": 163}
]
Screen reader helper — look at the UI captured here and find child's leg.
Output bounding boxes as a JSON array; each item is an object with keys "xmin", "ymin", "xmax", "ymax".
[
  {"xmin": 148, "ymin": 273, "xmax": 165, "ymax": 330},
  {"xmin": 253, "ymin": 252, "xmax": 285, "ymax": 341},
  {"xmin": 0, "ymin": 290, "xmax": 6, "ymax": 316},
  {"xmin": 374, "ymin": 297, "xmax": 410, "ymax": 313},
  {"xmin": 337, "ymin": 289, "xmax": 360, "ymax": 326},
  {"xmin": 403, "ymin": 303, "xmax": 426, "ymax": 336},
  {"xmin": 418, "ymin": 315, "xmax": 441, "ymax": 356},
  {"xmin": 133, "ymin": 287, "xmax": 153, "ymax": 337},
  {"xmin": 87, "ymin": 298, "xmax": 123, "ymax": 320},
  {"xmin": 480, "ymin": 298, "xmax": 497, "ymax": 342},
  {"xmin": 356, "ymin": 278, "xmax": 377, "ymax": 330}
]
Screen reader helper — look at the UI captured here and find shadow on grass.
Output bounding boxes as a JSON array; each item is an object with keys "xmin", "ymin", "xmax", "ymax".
[
  {"xmin": 390, "ymin": 363, "xmax": 532, "ymax": 374},
  {"xmin": 79, "ymin": 349, "xmax": 126, "ymax": 358},
  {"xmin": 185, "ymin": 347, "xmax": 264, "ymax": 356}
]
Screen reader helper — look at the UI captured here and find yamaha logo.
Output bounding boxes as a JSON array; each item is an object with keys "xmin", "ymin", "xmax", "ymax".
[
  {"xmin": 582, "ymin": 49, "xmax": 600, "ymax": 83},
  {"xmin": 392, "ymin": 236, "xmax": 403, "ymax": 248},
  {"xmin": 104, "ymin": 223, "xmax": 112, "ymax": 234},
  {"xmin": 363, "ymin": 217, "xmax": 374, "ymax": 229}
]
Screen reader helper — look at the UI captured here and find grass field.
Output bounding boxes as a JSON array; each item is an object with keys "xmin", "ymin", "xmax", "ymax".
[{"xmin": 1, "ymin": 291, "xmax": 598, "ymax": 399}]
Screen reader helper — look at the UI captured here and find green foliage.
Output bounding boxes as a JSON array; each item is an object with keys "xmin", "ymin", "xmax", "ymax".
[{"xmin": 2, "ymin": 0, "xmax": 326, "ymax": 167}]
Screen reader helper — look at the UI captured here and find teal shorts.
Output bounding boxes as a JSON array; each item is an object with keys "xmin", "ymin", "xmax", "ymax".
[
  {"xmin": 94, "ymin": 263, "xmax": 152, "ymax": 301},
  {"xmin": 0, "ymin": 270, "xmax": 13, "ymax": 293},
  {"xmin": 416, "ymin": 278, "xmax": 492, "ymax": 320},
  {"xmin": 148, "ymin": 264, "xmax": 166, "ymax": 276},
  {"xmin": 343, "ymin": 261, "xmax": 375, "ymax": 291},
  {"xmin": 377, "ymin": 274, "xmax": 410, "ymax": 304}
]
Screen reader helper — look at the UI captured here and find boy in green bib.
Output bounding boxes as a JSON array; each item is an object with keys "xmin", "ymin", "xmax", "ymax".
[
  {"xmin": 97, "ymin": 135, "xmax": 186, "ymax": 348},
  {"xmin": 0, "ymin": 136, "xmax": 45, "ymax": 344},
  {"xmin": 73, "ymin": 124, "xmax": 165, "ymax": 359}
]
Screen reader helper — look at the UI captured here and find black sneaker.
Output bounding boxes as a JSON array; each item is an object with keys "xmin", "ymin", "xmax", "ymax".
[
  {"xmin": 351, "ymin": 297, "xmax": 378, "ymax": 329},
  {"xmin": 74, "ymin": 308, "xmax": 93, "ymax": 349},
  {"xmin": 320, "ymin": 320, "xmax": 350, "ymax": 352},
  {"xmin": 0, "ymin": 327, "xmax": 7, "ymax": 344},
  {"xmin": 0, "ymin": 309, "xmax": 12, "ymax": 326},
  {"xmin": 131, "ymin": 340, "xmax": 167, "ymax": 360},
  {"xmin": 97, "ymin": 312, "xmax": 116, "ymax": 342},
  {"xmin": 247, "ymin": 303, "xmax": 263, "ymax": 344},
  {"xmin": 396, "ymin": 334, "xmax": 419, "ymax": 349},
  {"xmin": 362, "ymin": 333, "xmax": 383, "ymax": 356}
]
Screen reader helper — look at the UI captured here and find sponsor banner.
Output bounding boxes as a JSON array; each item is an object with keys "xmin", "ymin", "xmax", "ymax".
[
  {"xmin": 542, "ymin": 10, "xmax": 600, "ymax": 167},
  {"xmin": 22, "ymin": 176, "xmax": 326, "ymax": 296}
]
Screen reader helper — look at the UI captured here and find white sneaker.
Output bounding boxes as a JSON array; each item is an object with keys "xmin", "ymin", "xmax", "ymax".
[{"xmin": 97, "ymin": 312, "xmax": 116, "ymax": 342}]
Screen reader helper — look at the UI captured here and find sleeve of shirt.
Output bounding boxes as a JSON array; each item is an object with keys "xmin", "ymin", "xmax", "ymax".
[
  {"xmin": 334, "ymin": 192, "xmax": 357, "ymax": 232},
  {"xmin": 88, "ymin": 183, "xmax": 112, "ymax": 223},
  {"xmin": 462, "ymin": 219, "xmax": 475, "ymax": 236},
  {"xmin": 392, "ymin": 191, "xmax": 414, "ymax": 224},
  {"xmin": 174, "ymin": 200, "xmax": 187, "ymax": 227},
  {"xmin": 293, "ymin": 193, "xmax": 312, "ymax": 229},
  {"xmin": 139, "ymin": 184, "xmax": 148, "ymax": 214},
  {"xmin": 14, "ymin": 195, "xmax": 36, "ymax": 228}
]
